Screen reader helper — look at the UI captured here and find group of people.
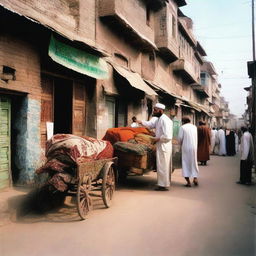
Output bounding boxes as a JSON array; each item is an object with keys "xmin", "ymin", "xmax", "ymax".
[
  {"xmin": 210, "ymin": 127, "xmax": 239, "ymax": 157},
  {"xmin": 132, "ymin": 103, "xmax": 254, "ymax": 191},
  {"xmin": 135, "ymin": 103, "xmax": 200, "ymax": 190}
]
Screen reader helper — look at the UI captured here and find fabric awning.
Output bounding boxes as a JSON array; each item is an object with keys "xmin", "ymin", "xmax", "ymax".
[
  {"xmin": 112, "ymin": 65, "xmax": 157, "ymax": 96},
  {"xmin": 49, "ymin": 35, "xmax": 109, "ymax": 79}
]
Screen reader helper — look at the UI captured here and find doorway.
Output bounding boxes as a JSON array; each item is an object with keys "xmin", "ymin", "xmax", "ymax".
[{"xmin": 54, "ymin": 78, "xmax": 73, "ymax": 134}]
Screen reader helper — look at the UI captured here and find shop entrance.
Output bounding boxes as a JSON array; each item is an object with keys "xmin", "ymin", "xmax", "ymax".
[{"xmin": 54, "ymin": 78, "xmax": 73, "ymax": 134}]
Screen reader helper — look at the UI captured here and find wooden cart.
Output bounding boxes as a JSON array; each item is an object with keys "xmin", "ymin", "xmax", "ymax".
[
  {"xmin": 69, "ymin": 157, "xmax": 117, "ymax": 220},
  {"xmin": 115, "ymin": 150, "xmax": 156, "ymax": 181}
]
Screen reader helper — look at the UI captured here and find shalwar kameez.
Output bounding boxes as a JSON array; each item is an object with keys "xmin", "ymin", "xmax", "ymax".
[
  {"xmin": 142, "ymin": 113, "xmax": 173, "ymax": 188},
  {"xmin": 178, "ymin": 123, "xmax": 199, "ymax": 178},
  {"xmin": 217, "ymin": 129, "xmax": 227, "ymax": 156}
]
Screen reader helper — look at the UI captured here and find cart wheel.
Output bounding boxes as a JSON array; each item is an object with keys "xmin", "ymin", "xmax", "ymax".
[
  {"xmin": 77, "ymin": 175, "xmax": 92, "ymax": 220},
  {"xmin": 102, "ymin": 162, "xmax": 115, "ymax": 208}
]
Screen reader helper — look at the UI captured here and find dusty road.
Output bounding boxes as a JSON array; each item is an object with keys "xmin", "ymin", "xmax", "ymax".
[{"xmin": 0, "ymin": 155, "xmax": 255, "ymax": 256}]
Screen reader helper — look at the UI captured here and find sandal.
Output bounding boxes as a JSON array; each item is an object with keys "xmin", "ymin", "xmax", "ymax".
[
  {"xmin": 184, "ymin": 183, "xmax": 191, "ymax": 187},
  {"xmin": 193, "ymin": 179, "xmax": 199, "ymax": 186}
]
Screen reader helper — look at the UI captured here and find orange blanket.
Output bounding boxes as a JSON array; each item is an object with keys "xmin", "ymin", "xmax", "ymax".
[{"xmin": 102, "ymin": 127, "xmax": 153, "ymax": 145}]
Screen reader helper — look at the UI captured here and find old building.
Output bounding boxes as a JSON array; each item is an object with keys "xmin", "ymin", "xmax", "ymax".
[{"xmin": 0, "ymin": 0, "xmax": 225, "ymax": 188}]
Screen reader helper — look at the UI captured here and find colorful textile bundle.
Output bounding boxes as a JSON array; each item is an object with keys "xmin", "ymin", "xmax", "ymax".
[
  {"xmin": 102, "ymin": 127, "xmax": 153, "ymax": 145},
  {"xmin": 113, "ymin": 141, "xmax": 150, "ymax": 156},
  {"xmin": 36, "ymin": 134, "xmax": 113, "ymax": 191},
  {"xmin": 113, "ymin": 133, "xmax": 156, "ymax": 170}
]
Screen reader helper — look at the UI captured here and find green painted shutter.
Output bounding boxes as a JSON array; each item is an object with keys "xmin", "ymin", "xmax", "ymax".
[{"xmin": 0, "ymin": 97, "xmax": 11, "ymax": 189}]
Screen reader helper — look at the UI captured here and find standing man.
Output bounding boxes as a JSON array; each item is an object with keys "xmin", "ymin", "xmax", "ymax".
[
  {"xmin": 138, "ymin": 103, "xmax": 173, "ymax": 191},
  {"xmin": 130, "ymin": 116, "xmax": 140, "ymax": 128},
  {"xmin": 237, "ymin": 127, "xmax": 254, "ymax": 185},
  {"xmin": 226, "ymin": 130, "xmax": 236, "ymax": 156},
  {"xmin": 210, "ymin": 127, "xmax": 218, "ymax": 154},
  {"xmin": 217, "ymin": 127, "xmax": 226, "ymax": 156},
  {"xmin": 178, "ymin": 117, "xmax": 199, "ymax": 187},
  {"xmin": 197, "ymin": 121, "xmax": 211, "ymax": 165}
]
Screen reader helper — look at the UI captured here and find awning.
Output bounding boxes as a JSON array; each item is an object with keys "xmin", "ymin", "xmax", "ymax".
[
  {"xmin": 145, "ymin": 80, "xmax": 184, "ymax": 101},
  {"xmin": 49, "ymin": 35, "xmax": 109, "ymax": 79},
  {"xmin": 180, "ymin": 97, "xmax": 210, "ymax": 115},
  {"xmin": 112, "ymin": 65, "xmax": 157, "ymax": 97}
]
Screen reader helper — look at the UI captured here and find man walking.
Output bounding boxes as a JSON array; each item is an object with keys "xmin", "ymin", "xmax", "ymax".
[
  {"xmin": 237, "ymin": 127, "xmax": 254, "ymax": 185},
  {"xmin": 217, "ymin": 127, "xmax": 226, "ymax": 156},
  {"xmin": 197, "ymin": 121, "xmax": 211, "ymax": 165},
  {"xmin": 138, "ymin": 103, "xmax": 173, "ymax": 191},
  {"xmin": 178, "ymin": 117, "xmax": 199, "ymax": 187},
  {"xmin": 210, "ymin": 127, "xmax": 218, "ymax": 154}
]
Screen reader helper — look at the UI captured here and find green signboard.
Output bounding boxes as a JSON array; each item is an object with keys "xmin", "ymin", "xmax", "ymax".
[{"xmin": 49, "ymin": 35, "xmax": 109, "ymax": 79}]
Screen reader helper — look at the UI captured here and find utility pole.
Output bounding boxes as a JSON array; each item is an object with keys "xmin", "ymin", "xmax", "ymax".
[{"xmin": 252, "ymin": 0, "xmax": 255, "ymax": 61}]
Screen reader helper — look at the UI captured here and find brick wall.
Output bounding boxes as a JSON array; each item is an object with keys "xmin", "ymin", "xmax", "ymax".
[{"xmin": 0, "ymin": 33, "xmax": 42, "ymax": 185}]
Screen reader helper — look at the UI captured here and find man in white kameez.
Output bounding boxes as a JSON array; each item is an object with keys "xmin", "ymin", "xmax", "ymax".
[
  {"xmin": 237, "ymin": 127, "xmax": 254, "ymax": 185},
  {"xmin": 138, "ymin": 103, "xmax": 173, "ymax": 191},
  {"xmin": 217, "ymin": 127, "xmax": 226, "ymax": 156},
  {"xmin": 210, "ymin": 128, "xmax": 218, "ymax": 154},
  {"xmin": 178, "ymin": 117, "xmax": 199, "ymax": 187}
]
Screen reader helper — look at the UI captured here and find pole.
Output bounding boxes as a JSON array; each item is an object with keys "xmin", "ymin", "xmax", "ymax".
[{"xmin": 252, "ymin": 0, "xmax": 255, "ymax": 61}]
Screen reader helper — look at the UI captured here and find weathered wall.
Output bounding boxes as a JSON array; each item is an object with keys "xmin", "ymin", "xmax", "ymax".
[
  {"xmin": 0, "ymin": 33, "xmax": 42, "ymax": 184},
  {"xmin": 0, "ymin": 33, "xmax": 41, "ymax": 98},
  {"xmin": 0, "ymin": 0, "xmax": 96, "ymax": 46},
  {"xmin": 15, "ymin": 97, "xmax": 41, "ymax": 184},
  {"xmin": 97, "ymin": 20, "xmax": 142, "ymax": 73},
  {"xmin": 99, "ymin": 0, "xmax": 155, "ymax": 44}
]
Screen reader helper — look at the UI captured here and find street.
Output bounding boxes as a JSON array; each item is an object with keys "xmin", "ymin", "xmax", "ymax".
[{"xmin": 0, "ymin": 155, "xmax": 255, "ymax": 256}]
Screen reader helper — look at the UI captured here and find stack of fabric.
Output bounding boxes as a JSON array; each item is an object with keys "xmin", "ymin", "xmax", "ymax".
[
  {"xmin": 102, "ymin": 127, "xmax": 153, "ymax": 145},
  {"xmin": 113, "ymin": 133, "xmax": 156, "ymax": 170},
  {"xmin": 36, "ymin": 134, "xmax": 113, "ymax": 192}
]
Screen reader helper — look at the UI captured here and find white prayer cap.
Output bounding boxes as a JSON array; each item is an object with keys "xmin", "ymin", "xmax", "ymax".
[{"xmin": 155, "ymin": 103, "xmax": 166, "ymax": 110}]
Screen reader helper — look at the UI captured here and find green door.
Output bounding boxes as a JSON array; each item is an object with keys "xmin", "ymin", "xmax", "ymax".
[{"xmin": 0, "ymin": 97, "xmax": 11, "ymax": 189}]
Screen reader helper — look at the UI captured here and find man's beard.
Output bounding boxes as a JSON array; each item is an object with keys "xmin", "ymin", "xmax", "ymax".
[{"xmin": 153, "ymin": 112, "xmax": 162, "ymax": 117}]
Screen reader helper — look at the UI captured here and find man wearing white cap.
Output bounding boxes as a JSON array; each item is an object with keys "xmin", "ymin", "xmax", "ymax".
[{"xmin": 138, "ymin": 103, "xmax": 173, "ymax": 191}]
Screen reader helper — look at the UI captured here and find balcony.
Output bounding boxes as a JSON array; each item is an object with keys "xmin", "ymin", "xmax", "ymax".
[
  {"xmin": 155, "ymin": 6, "xmax": 179, "ymax": 62},
  {"xmin": 171, "ymin": 59, "xmax": 199, "ymax": 83},
  {"xmin": 99, "ymin": 0, "xmax": 156, "ymax": 50},
  {"xmin": 191, "ymin": 83, "xmax": 209, "ymax": 98}
]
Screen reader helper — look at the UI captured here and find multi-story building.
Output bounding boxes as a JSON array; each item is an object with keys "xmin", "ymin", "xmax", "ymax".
[{"xmin": 0, "ymin": 0, "xmax": 224, "ymax": 188}]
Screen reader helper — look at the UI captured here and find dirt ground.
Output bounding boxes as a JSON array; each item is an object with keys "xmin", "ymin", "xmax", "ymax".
[{"xmin": 0, "ymin": 155, "xmax": 255, "ymax": 256}]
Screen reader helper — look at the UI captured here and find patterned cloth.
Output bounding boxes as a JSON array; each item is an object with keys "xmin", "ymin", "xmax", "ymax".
[{"xmin": 36, "ymin": 134, "xmax": 114, "ymax": 191}]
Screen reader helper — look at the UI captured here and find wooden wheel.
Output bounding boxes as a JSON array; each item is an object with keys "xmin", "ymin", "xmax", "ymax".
[
  {"xmin": 77, "ymin": 175, "xmax": 92, "ymax": 220},
  {"xmin": 102, "ymin": 163, "xmax": 115, "ymax": 208}
]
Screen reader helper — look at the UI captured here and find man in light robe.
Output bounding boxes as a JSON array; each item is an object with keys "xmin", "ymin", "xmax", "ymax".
[
  {"xmin": 237, "ymin": 127, "xmax": 254, "ymax": 185},
  {"xmin": 210, "ymin": 128, "xmax": 218, "ymax": 154},
  {"xmin": 217, "ymin": 127, "xmax": 226, "ymax": 156},
  {"xmin": 178, "ymin": 117, "xmax": 199, "ymax": 187},
  {"xmin": 138, "ymin": 103, "xmax": 173, "ymax": 191}
]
